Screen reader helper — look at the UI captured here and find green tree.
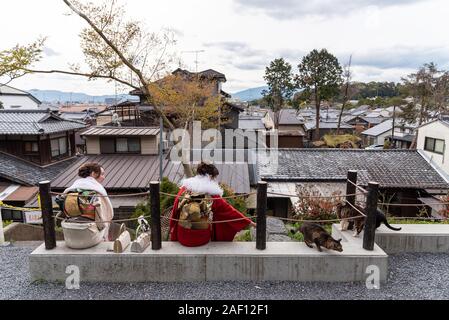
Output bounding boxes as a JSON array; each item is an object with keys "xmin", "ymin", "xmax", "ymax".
[
  {"xmin": 262, "ymin": 58, "xmax": 296, "ymax": 128},
  {"xmin": 0, "ymin": 101, "xmax": 4, "ymax": 110},
  {"xmin": 297, "ymin": 49, "xmax": 343, "ymax": 140},
  {"xmin": 401, "ymin": 62, "xmax": 441, "ymax": 126}
]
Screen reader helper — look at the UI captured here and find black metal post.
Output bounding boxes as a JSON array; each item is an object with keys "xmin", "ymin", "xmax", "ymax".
[
  {"xmin": 256, "ymin": 181, "xmax": 267, "ymax": 250},
  {"xmin": 159, "ymin": 116, "xmax": 164, "ymax": 181},
  {"xmin": 363, "ymin": 182, "xmax": 379, "ymax": 251},
  {"xmin": 39, "ymin": 181, "xmax": 56, "ymax": 250},
  {"xmin": 346, "ymin": 170, "xmax": 358, "ymax": 208},
  {"xmin": 150, "ymin": 181, "xmax": 162, "ymax": 250}
]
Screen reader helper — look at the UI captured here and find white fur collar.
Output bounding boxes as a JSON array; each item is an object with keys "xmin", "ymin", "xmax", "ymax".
[{"xmin": 181, "ymin": 175, "xmax": 224, "ymax": 196}]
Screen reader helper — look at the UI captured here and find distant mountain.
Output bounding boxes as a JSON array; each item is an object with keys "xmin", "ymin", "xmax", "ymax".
[
  {"xmin": 232, "ymin": 86, "xmax": 268, "ymax": 102},
  {"xmin": 28, "ymin": 89, "xmax": 139, "ymax": 104}
]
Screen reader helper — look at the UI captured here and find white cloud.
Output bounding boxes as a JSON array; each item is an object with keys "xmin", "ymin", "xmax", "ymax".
[{"xmin": 0, "ymin": 0, "xmax": 448, "ymax": 94}]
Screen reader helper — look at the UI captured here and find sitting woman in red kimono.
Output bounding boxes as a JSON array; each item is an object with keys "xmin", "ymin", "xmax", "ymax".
[{"xmin": 169, "ymin": 162, "xmax": 255, "ymax": 247}]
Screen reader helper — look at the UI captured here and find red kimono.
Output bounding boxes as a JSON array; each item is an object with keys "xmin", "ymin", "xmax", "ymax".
[{"xmin": 169, "ymin": 187, "xmax": 252, "ymax": 247}]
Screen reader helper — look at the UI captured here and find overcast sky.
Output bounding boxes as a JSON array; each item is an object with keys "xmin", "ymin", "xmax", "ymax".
[{"xmin": 1, "ymin": 0, "xmax": 449, "ymax": 95}]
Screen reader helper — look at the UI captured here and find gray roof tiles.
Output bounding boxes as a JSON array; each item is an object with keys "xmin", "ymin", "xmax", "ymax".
[
  {"xmin": 0, "ymin": 110, "xmax": 86, "ymax": 135},
  {"xmin": 0, "ymin": 152, "xmax": 80, "ymax": 186},
  {"xmin": 258, "ymin": 149, "xmax": 448, "ymax": 189},
  {"xmin": 278, "ymin": 109, "xmax": 304, "ymax": 125}
]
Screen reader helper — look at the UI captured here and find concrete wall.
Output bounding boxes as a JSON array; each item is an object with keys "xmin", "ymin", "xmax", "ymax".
[
  {"xmin": 417, "ymin": 121, "xmax": 449, "ymax": 176},
  {"xmin": 29, "ymin": 242, "xmax": 388, "ymax": 283},
  {"xmin": 375, "ymin": 224, "xmax": 449, "ymax": 254},
  {"xmin": 0, "ymin": 95, "xmax": 40, "ymax": 110}
]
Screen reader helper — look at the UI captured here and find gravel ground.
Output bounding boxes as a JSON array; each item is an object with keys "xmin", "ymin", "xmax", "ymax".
[{"xmin": 1, "ymin": 245, "xmax": 449, "ymax": 300}]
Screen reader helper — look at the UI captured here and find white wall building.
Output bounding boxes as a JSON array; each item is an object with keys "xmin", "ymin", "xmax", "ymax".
[
  {"xmin": 0, "ymin": 85, "xmax": 41, "ymax": 110},
  {"xmin": 417, "ymin": 118, "xmax": 449, "ymax": 178},
  {"xmin": 361, "ymin": 119, "xmax": 393, "ymax": 146}
]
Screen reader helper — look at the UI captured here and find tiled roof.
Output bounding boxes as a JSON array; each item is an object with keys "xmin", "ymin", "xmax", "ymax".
[
  {"xmin": 304, "ymin": 121, "xmax": 353, "ymax": 131},
  {"xmin": 258, "ymin": 149, "xmax": 449, "ymax": 189},
  {"xmin": 81, "ymin": 127, "xmax": 160, "ymax": 137},
  {"xmin": 0, "ymin": 152, "xmax": 81, "ymax": 186},
  {"xmin": 360, "ymin": 117, "xmax": 389, "ymax": 125},
  {"xmin": 0, "ymin": 110, "xmax": 86, "ymax": 135},
  {"xmin": 278, "ymin": 109, "xmax": 304, "ymax": 125}
]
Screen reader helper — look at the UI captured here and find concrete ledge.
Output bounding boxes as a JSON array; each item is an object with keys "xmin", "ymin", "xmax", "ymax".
[
  {"xmin": 332, "ymin": 224, "xmax": 449, "ymax": 254},
  {"xmin": 376, "ymin": 224, "xmax": 449, "ymax": 254},
  {"xmin": 29, "ymin": 241, "xmax": 388, "ymax": 283}
]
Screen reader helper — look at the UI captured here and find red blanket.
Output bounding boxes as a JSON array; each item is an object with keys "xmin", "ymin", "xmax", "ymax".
[{"xmin": 169, "ymin": 187, "xmax": 252, "ymax": 247}]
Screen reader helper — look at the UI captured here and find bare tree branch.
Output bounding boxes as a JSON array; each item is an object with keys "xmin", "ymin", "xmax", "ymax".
[
  {"xmin": 21, "ymin": 68, "xmax": 140, "ymax": 90},
  {"xmin": 63, "ymin": 0, "xmax": 148, "ymax": 88}
]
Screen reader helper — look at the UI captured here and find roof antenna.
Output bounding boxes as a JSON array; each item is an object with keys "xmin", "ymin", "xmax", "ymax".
[{"xmin": 181, "ymin": 50, "xmax": 205, "ymax": 74}]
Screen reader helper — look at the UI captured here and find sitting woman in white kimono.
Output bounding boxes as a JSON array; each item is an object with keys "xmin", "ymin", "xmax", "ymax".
[{"xmin": 60, "ymin": 163, "xmax": 114, "ymax": 249}]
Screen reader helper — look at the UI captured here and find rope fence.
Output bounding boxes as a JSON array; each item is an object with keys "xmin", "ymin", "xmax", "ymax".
[
  {"xmin": 3, "ymin": 171, "xmax": 448, "ymax": 252},
  {"xmin": 266, "ymin": 192, "xmax": 364, "ymax": 199},
  {"xmin": 344, "ymin": 199, "xmax": 367, "ymax": 217},
  {"xmin": 49, "ymin": 191, "xmax": 150, "ymax": 198},
  {"xmin": 346, "ymin": 180, "xmax": 369, "ymax": 194}
]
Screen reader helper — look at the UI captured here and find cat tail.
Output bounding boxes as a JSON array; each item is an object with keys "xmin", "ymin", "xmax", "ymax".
[{"xmin": 383, "ymin": 218, "xmax": 402, "ymax": 231}]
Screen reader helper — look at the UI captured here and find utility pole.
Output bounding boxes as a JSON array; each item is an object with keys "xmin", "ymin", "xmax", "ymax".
[{"xmin": 391, "ymin": 104, "xmax": 396, "ymax": 149}]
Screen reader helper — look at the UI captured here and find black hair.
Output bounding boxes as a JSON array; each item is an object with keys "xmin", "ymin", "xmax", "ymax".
[
  {"xmin": 78, "ymin": 163, "xmax": 103, "ymax": 179},
  {"xmin": 196, "ymin": 162, "xmax": 219, "ymax": 178}
]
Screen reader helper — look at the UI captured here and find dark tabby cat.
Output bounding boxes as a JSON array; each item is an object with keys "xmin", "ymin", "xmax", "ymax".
[
  {"xmin": 336, "ymin": 203, "xmax": 402, "ymax": 237},
  {"xmin": 299, "ymin": 223, "xmax": 343, "ymax": 252}
]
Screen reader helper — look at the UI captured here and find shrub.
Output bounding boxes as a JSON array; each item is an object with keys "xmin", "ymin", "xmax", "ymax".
[
  {"xmin": 293, "ymin": 185, "xmax": 342, "ymax": 223},
  {"xmin": 220, "ymin": 183, "xmax": 247, "ymax": 215},
  {"xmin": 131, "ymin": 177, "xmax": 180, "ymax": 223},
  {"xmin": 2, "ymin": 220, "xmax": 12, "ymax": 227},
  {"xmin": 439, "ymin": 192, "xmax": 449, "ymax": 218},
  {"xmin": 323, "ymin": 134, "xmax": 361, "ymax": 148},
  {"xmin": 233, "ymin": 230, "xmax": 252, "ymax": 242}
]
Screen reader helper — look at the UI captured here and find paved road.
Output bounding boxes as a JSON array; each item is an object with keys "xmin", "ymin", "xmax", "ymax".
[{"xmin": 1, "ymin": 245, "xmax": 449, "ymax": 300}]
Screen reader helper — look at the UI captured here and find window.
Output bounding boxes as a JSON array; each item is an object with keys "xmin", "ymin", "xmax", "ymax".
[
  {"xmin": 24, "ymin": 141, "xmax": 39, "ymax": 153},
  {"xmin": 116, "ymin": 138, "xmax": 128, "ymax": 153},
  {"xmin": 100, "ymin": 137, "xmax": 141, "ymax": 154},
  {"xmin": 100, "ymin": 138, "xmax": 115, "ymax": 154},
  {"xmin": 424, "ymin": 137, "xmax": 445, "ymax": 155},
  {"xmin": 1, "ymin": 209, "xmax": 24, "ymax": 222},
  {"xmin": 128, "ymin": 138, "xmax": 141, "ymax": 153},
  {"xmin": 51, "ymin": 137, "xmax": 68, "ymax": 157}
]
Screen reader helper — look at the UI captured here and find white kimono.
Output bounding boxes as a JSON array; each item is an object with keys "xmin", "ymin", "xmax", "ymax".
[{"xmin": 63, "ymin": 177, "xmax": 114, "ymax": 241}]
